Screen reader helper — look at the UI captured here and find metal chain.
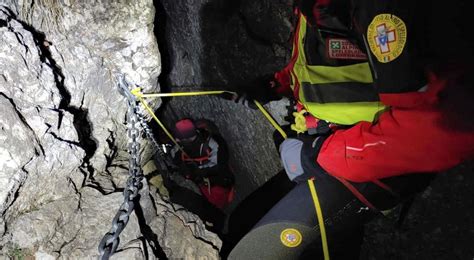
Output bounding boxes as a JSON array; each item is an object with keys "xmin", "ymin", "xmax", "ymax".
[
  {"xmin": 98, "ymin": 76, "xmax": 144, "ymax": 260},
  {"xmin": 136, "ymin": 108, "xmax": 175, "ymax": 173},
  {"xmin": 137, "ymin": 109, "xmax": 161, "ymax": 152}
]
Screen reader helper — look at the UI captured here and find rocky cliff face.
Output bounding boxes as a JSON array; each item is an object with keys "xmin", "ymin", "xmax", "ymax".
[
  {"xmin": 0, "ymin": 1, "xmax": 220, "ymax": 259},
  {"xmin": 2, "ymin": 0, "xmax": 472, "ymax": 259}
]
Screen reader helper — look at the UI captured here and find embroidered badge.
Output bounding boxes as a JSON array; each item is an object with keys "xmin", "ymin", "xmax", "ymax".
[
  {"xmin": 327, "ymin": 38, "xmax": 367, "ymax": 60},
  {"xmin": 280, "ymin": 228, "xmax": 303, "ymax": 248},
  {"xmin": 367, "ymin": 14, "xmax": 407, "ymax": 63}
]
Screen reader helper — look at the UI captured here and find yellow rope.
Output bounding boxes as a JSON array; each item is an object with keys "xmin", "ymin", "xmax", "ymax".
[
  {"xmin": 132, "ymin": 87, "xmax": 287, "ymax": 140},
  {"xmin": 131, "ymin": 88, "xmax": 182, "ymax": 150},
  {"xmin": 254, "ymin": 100, "xmax": 287, "ymax": 139},
  {"xmin": 130, "ymin": 87, "xmax": 322, "ymax": 258},
  {"xmin": 136, "ymin": 90, "xmax": 233, "ymax": 98},
  {"xmin": 308, "ymin": 179, "xmax": 330, "ymax": 260}
]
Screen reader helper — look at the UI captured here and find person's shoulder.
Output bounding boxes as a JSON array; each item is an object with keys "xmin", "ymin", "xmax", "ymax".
[{"xmin": 207, "ymin": 135, "xmax": 220, "ymax": 148}]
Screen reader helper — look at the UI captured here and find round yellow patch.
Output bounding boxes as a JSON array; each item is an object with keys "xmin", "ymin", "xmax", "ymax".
[
  {"xmin": 280, "ymin": 228, "xmax": 303, "ymax": 248},
  {"xmin": 367, "ymin": 14, "xmax": 407, "ymax": 63}
]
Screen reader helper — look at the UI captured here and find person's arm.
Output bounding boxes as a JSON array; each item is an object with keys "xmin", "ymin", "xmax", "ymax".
[
  {"xmin": 316, "ymin": 73, "xmax": 474, "ymax": 182},
  {"xmin": 220, "ymin": 74, "xmax": 284, "ymax": 109},
  {"xmin": 312, "ymin": 0, "xmax": 442, "ymax": 181},
  {"xmin": 273, "ymin": 70, "xmax": 293, "ymax": 97}
]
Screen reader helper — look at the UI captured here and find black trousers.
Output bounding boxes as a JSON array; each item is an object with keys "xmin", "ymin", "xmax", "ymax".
[{"xmin": 226, "ymin": 170, "xmax": 434, "ymax": 259}]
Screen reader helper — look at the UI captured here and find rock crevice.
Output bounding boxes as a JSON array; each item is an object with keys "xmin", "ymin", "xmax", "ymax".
[{"xmin": 1, "ymin": 1, "xmax": 222, "ymax": 259}]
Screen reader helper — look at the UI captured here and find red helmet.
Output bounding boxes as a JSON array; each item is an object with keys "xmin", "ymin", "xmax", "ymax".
[{"xmin": 174, "ymin": 118, "xmax": 197, "ymax": 140}]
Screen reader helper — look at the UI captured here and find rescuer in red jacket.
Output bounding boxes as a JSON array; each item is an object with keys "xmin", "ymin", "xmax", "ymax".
[
  {"xmin": 225, "ymin": 0, "xmax": 474, "ymax": 259},
  {"xmin": 273, "ymin": 0, "xmax": 474, "ymax": 182},
  {"xmin": 227, "ymin": 1, "xmax": 474, "ymax": 258}
]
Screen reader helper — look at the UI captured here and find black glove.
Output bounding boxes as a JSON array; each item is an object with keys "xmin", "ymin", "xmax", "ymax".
[
  {"xmin": 220, "ymin": 91, "xmax": 258, "ymax": 109},
  {"xmin": 219, "ymin": 91, "xmax": 238, "ymax": 101},
  {"xmin": 234, "ymin": 92, "xmax": 258, "ymax": 109}
]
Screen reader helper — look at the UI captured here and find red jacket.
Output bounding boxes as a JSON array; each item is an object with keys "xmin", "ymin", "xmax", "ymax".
[
  {"xmin": 279, "ymin": 0, "xmax": 474, "ymax": 181},
  {"xmin": 318, "ymin": 71, "xmax": 474, "ymax": 182}
]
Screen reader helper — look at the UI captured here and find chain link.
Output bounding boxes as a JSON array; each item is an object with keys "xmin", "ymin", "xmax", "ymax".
[
  {"xmin": 136, "ymin": 108, "xmax": 175, "ymax": 173},
  {"xmin": 98, "ymin": 76, "xmax": 144, "ymax": 260}
]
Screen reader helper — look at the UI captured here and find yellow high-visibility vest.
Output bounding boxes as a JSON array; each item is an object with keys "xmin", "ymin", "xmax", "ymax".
[{"xmin": 290, "ymin": 14, "xmax": 386, "ymax": 125}]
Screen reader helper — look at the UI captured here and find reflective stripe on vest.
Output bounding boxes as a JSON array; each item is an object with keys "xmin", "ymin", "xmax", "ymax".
[{"xmin": 290, "ymin": 14, "xmax": 386, "ymax": 125}]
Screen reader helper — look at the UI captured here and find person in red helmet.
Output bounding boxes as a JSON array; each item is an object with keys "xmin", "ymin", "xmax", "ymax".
[
  {"xmin": 291, "ymin": 0, "xmax": 474, "ymax": 182},
  {"xmin": 171, "ymin": 118, "xmax": 235, "ymax": 210}
]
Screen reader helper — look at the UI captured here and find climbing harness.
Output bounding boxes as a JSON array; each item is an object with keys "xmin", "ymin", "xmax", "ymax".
[
  {"xmin": 181, "ymin": 146, "xmax": 211, "ymax": 166},
  {"xmin": 291, "ymin": 109, "xmax": 309, "ymax": 134},
  {"xmin": 333, "ymin": 176, "xmax": 377, "ymax": 211},
  {"xmin": 97, "ymin": 83, "xmax": 239, "ymax": 259},
  {"xmin": 333, "ymin": 176, "xmax": 400, "ymax": 212}
]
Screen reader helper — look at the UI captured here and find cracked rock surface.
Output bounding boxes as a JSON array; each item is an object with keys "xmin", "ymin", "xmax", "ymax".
[{"xmin": 0, "ymin": 1, "xmax": 220, "ymax": 259}]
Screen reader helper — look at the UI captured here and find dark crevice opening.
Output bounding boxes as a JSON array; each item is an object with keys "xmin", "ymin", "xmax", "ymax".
[
  {"xmin": 148, "ymin": 0, "xmax": 176, "ymax": 145},
  {"xmin": 153, "ymin": 0, "xmax": 171, "ymax": 94},
  {"xmin": 105, "ymin": 130, "xmax": 119, "ymax": 169},
  {"xmin": 134, "ymin": 194, "xmax": 168, "ymax": 259},
  {"xmin": 8, "ymin": 7, "xmax": 118, "ymax": 202}
]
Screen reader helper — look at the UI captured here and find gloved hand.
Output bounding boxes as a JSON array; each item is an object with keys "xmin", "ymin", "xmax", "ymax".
[
  {"xmin": 220, "ymin": 91, "xmax": 258, "ymax": 109},
  {"xmin": 234, "ymin": 92, "xmax": 258, "ymax": 109},
  {"xmin": 279, "ymin": 136, "xmax": 330, "ymax": 183},
  {"xmin": 219, "ymin": 91, "xmax": 238, "ymax": 101},
  {"xmin": 220, "ymin": 75, "xmax": 283, "ymax": 109}
]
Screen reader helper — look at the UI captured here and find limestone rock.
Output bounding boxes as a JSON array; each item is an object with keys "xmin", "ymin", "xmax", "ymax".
[{"xmin": 0, "ymin": 1, "xmax": 220, "ymax": 259}]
